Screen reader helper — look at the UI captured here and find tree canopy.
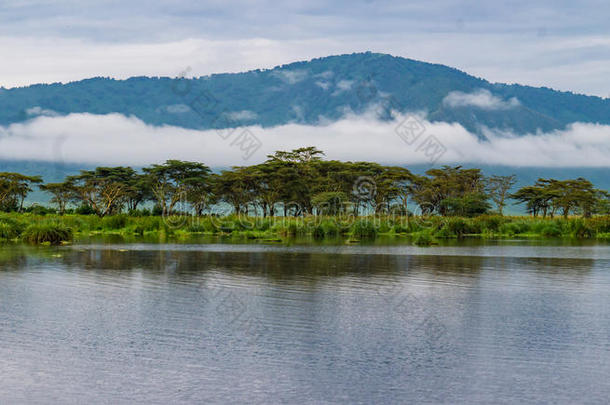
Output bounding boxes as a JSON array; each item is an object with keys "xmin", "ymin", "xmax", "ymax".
[{"xmin": 0, "ymin": 147, "xmax": 606, "ymax": 219}]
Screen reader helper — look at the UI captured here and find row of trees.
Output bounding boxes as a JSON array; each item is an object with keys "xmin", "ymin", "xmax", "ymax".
[
  {"xmin": 511, "ymin": 178, "xmax": 609, "ymax": 218},
  {"xmin": 1, "ymin": 147, "xmax": 608, "ymax": 218}
]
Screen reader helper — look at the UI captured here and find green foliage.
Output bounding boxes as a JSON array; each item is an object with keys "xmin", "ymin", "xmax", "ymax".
[
  {"xmin": 472, "ymin": 215, "xmax": 506, "ymax": 233},
  {"xmin": 0, "ymin": 212, "xmax": 609, "ymax": 244},
  {"xmin": 588, "ymin": 216, "xmax": 610, "ymax": 234},
  {"xmin": 0, "ymin": 172, "xmax": 43, "ymax": 212},
  {"xmin": 102, "ymin": 215, "xmax": 128, "ymax": 230},
  {"xmin": 541, "ymin": 223, "xmax": 562, "ymax": 237},
  {"xmin": 23, "ymin": 205, "xmax": 56, "ymax": 216},
  {"xmin": 568, "ymin": 219, "xmax": 594, "ymax": 239},
  {"xmin": 392, "ymin": 223, "xmax": 409, "ymax": 234},
  {"xmin": 512, "ymin": 178, "xmax": 603, "ymax": 218},
  {"xmin": 75, "ymin": 205, "xmax": 96, "ymax": 215},
  {"xmin": 133, "ymin": 216, "xmax": 163, "ymax": 232},
  {"xmin": 286, "ymin": 222, "xmax": 306, "ymax": 236},
  {"xmin": 412, "ymin": 230, "xmax": 435, "ymax": 246},
  {"xmin": 321, "ymin": 220, "xmax": 339, "ymax": 237},
  {"xmin": 499, "ymin": 221, "xmax": 531, "ymax": 236},
  {"xmin": 22, "ymin": 221, "xmax": 73, "ymax": 244},
  {"xmin": 312, "ymin": 192, "xmax": 348, "ymax": 215},
  {"xmin": 312, "ymin": 224, "xmax": 325, "ymax": 240},
  {"xmin": 351, "ymin": 219, "xmax": 377, "ymax": 239},
  {"xmin": 0, "ymin": 221, "xmax": 20, "ymax": 239},
  {"xmin": 440, "ymin": 217, "xmax": 472, "ymax": 238}
]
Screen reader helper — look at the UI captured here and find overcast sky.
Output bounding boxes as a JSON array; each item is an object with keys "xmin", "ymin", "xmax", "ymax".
[{"xmin": 2, "ymin": 0, "xmax": 610, "ymax": 97}]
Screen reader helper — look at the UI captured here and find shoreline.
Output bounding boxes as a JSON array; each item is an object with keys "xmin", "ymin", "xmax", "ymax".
[{"xmin": 1, "ymin": 213, "xmax": 609, "ymax": 245}]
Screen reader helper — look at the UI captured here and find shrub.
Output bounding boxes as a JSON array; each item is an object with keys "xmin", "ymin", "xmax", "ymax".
[
  {"xmin": 413, "ymin": 230, "xmax": 435, "ymax": 246},
  {"xmin": 539, "ymin": 223, "xmax": 562, "ymax": 237},
  {"xmin": 569, "ymin": 219, "xmax": 594, "ymax": 239},
  {"xmin": 392, "ymin": 223, "xmax": 409, "ymax": 234},
  {"xmin": 25, "ymin": 205, "xmax": 56, "ymax": 216},
  {"xmin": 321, "ymin": 220, "xmax": 339, "ymax": 237},
  {"xmin": 312, "ymin": 224, "xmax": 325, "ymax": 240},
  {"xmin": 351, "ymin": 219, "xmax": 377, "ymax": 239},
  {"xmin": 128, "ymin": 208, "xmax": 151, "ymax": 217},
  {"xmin": 286, "ymin": 222, "xmax": 306, "ymax": 236},
  {"xmin": 472, "ymin": 215, "xmax": 505, "ymax": 233},
  {"xmin": 0, "ymin": 221, "xmax": 20, "ymax": 239},
  {"xmin": 75, "ymin": 205, "xmax": 96, "ymax": 215},
  {"xmin": 102, "ymin": 215, "xmax": 128, "ymax": 230},
  {"xmin": 442, "ymin": 217, "xmax": 471, "ymax": 238},
  {"xmin": 22, "ymin": 221, "xmax": 73, "ymax": 244},
  {"xmin": 434, "ymin": 225, "xmax": 456, "ymax": 239},
  {"xmin": 256, "ymin": 218, "xmax": 272, "ymax": 231},
  {"xmin": 377, "ymin": 220, "xmax": 392, "ymax": 234},
  {"xmin": 0, "ymin": 216, "xmax": 26, "ymax": 236},
  {"xmin": 588, "ymin": 217, "xmax": 610, "ymax": 234},
  {"xmin": 336, "ymin": 221, "xmax": 352, "ymax": 235},
  {"xmin": 152, "ymin": 205, "xmax": 163, "ymax": 216},
  {"xmin": 57, "ymin": 216, "xmax": 85, "ymax": 231},
  {"xmin": 134, "ymin": 216, "xmax": 163, "ymax": 232},
  {"xmin": 186, "ymin": 222, "xmax": 208, "ymax": 233},
  {"xmin": 499, "ymin": 221, "xmax": 530, "ymax": 236}
]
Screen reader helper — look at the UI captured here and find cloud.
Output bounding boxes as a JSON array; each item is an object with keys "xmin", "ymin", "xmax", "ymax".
[
  {"xmin": 332, "ymin": 79, "xmax": 354, "ymax": 96},
  {"xmin": 315, "ymin": 71, "xmax": 334, "ymax": 79},
  {"xmin": 26, "ymin": 106, "xmax": 59, "ymax": 117},
  {"xmin": 443, "ymin": 89, "xmax": 521, "ymax": 110},
  {"xmin": 224, "ymin": 110, "xmax": 257, "ymax": 121},
  {"xmin": 292, "ymin": 105, "xmax": 305, "ymax": 121},
  {"xmin": 315, "ymin": 81, "xmax": 331, "ymax": 90},
  {"xmin": 164, "ymin": 104, "xmax": 191, "ymax": 114},
  {"xmin": 0, "ymin": 112, "xmax": 608, "ymax": 168},
  {"xmin": 272, "ymin": 69, "xmax": 309, "ymax": 84}
]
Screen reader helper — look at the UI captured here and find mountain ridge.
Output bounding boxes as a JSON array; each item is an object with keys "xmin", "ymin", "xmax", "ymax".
[{"xmin": 1, "ymin": 52, "xmax": 610, "ymax": 135}]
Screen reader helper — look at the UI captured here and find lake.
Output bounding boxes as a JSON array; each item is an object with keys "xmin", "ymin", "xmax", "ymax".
[{"xmin": 1, "ymin": 240, "xmax": 610, "ymax": 404}]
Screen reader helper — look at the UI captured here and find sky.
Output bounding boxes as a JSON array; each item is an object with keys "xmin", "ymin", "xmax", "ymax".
[{"xmin": 2, "ymin": 0, "xmax": 610, "ymax": 97}]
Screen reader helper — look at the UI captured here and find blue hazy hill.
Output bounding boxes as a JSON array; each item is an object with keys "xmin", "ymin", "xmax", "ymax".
[{"xmin": 2, "ymin": 52, "xmax": 610, "ymax": 135}]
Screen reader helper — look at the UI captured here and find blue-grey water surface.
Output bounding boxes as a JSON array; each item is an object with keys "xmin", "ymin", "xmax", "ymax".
[{"xmin": 1, "ymin": 242, "xmax": 610, "ymax": 404}]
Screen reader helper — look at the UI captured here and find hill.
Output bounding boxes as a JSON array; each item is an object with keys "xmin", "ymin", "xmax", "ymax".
[{"xmin": 2, "ymin": 52, "xmax": 610, "ymax": 135}]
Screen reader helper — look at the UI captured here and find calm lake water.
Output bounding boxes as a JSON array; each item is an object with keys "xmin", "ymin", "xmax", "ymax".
[{"xmin": 1, "ymin": 240, "xmax": 610, "ymax": 404}]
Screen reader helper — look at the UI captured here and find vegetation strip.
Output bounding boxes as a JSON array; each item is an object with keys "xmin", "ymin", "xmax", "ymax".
[{"xmin": 1, "ymin": 147, "xmax": 608, "ymax": 245}]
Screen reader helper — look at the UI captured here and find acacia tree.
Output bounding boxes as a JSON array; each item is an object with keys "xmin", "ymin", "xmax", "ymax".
[
  {"xmin": 249, "ymin": 162, "xmax": 285, "ymax": 217},
  {"xmin": 39, "ymin": 182, "xmax": 75, "ymax": 215},
  {"xmin": 124, "ymin": 173, "xmax": 153, "ymax": 212},
  {"xmin": 556, "ymin": 178, "xmax": 599, "ymax": 218},
  {"xmin": 596, "ymin": 191, "xmax": 610, "ymax": 215},
  {"xmin": 511, "ymin": 177, "xmax": 601, "ymax": 218},
  {"xmin": 68, "ymin": 167, "xmax": 136, "ymax": 217},
  {"xmin": 0, "ymin": 172, "xmax": 43, "ymax": 212},
  {"xmin": 265, "ymin": 147, "xmax": 326, "ymax": 216},
  {"xmin": 144, "ymin": 160, "xmax": 211, "ymax": 216},
  {"xmin": 214, "ymin": 168, "xmax": 252, "ymax": 215},
  {"xmin": 412, "ymin": 166, "xmax": 490, "ymax": 216},
  {"xmin": 510, "ymin": 182, "xmax": 558, "ymax": 217},
  {"xmin": 487, "ymin": 174, "xmax": 517, "ymax": 215},
  {"xmin": 383, "ymin": 166, "xmax": 414, "ymax": 215}
]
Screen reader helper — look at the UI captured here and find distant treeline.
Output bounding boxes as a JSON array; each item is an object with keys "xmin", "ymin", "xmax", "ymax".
[{"xmin": 1, "ymin": 147, "xmax": 608, "ymax": 218}]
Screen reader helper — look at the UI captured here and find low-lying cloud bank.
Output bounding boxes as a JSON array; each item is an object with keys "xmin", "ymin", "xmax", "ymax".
[
  {"xmin": 443, "ymin": 89, "xmax": 520, "ymax": 110},
  {"xmin": 0, "ymin": 112, "xmax": 609, "ymax": 167}
]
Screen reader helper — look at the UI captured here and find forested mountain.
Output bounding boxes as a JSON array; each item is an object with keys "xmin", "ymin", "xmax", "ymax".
[{"xmin": 2, "ymin": 52, "xmax": 610, "ymax": 135}]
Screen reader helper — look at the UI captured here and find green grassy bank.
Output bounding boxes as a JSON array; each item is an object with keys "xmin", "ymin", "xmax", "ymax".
[{"xmin": 1, "ymin": 213, "xmax": 610, "ymax": 246}]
